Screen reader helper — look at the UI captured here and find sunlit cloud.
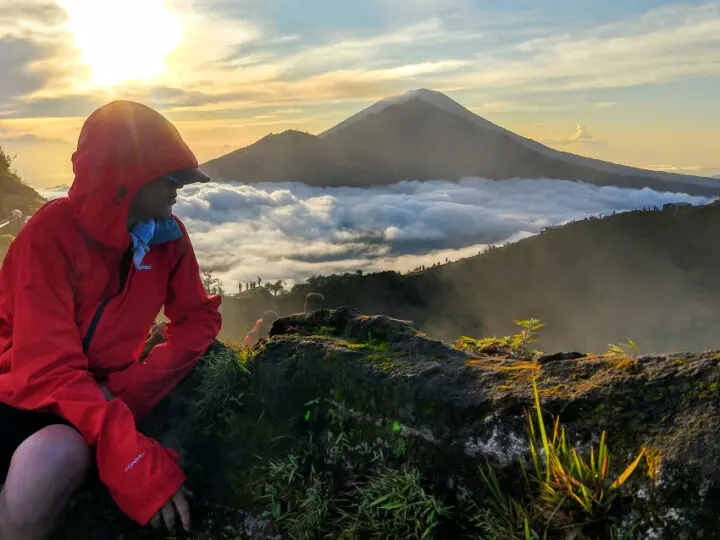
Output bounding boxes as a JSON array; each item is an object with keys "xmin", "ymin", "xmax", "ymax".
[
  {"xmin": 5, "ymin": 1, "xmax": 720, "ymax": 108},
  {"xmin": 446, "ymin": 2, "xmax": 720, "ymax": 93},
  {"xmin": 541, "ymin": 124, "xmax": 607, "ymax": 147}
]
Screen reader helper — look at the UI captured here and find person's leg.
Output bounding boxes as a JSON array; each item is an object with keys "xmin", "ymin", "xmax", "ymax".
[{"xmin": 0, "ymin": 424, "xmax": 92, "ymax": 540}]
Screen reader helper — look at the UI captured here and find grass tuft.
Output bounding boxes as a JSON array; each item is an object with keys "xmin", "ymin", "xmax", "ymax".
[
  {"xmin": 475, "ymin": 377, "xmax": 647, "ymax": 538},
  {"xmin": 192, "ymin": 345, "xmax": 252, "ymax": 433}
]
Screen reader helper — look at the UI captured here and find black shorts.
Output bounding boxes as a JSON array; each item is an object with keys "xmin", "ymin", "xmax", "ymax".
[{"xmin": 0, "ymin": 401, "xmax": 71, "ymax": 482}]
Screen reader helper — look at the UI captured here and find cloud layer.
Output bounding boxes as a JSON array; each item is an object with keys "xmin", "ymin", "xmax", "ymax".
[{"xmin": 40, "ymin": 178, "xmax": 715, "ymax": 291}]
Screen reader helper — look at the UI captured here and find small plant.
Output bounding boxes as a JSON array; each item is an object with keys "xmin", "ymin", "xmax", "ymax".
[
  {"xmin": 457, "ymin": 319, "xmax": 545, "ymax": 359},
  {"xmin": 476, "ymin": 378, "xmax": 647, "ymax": 538},
  {"xmin": 514, "ymin": 318, "xmax": 545, "ymax": 352},
  {"xmin": 526, "ymin": 378, "xmax": 646, "ymax": 522},
  {"xmin": 456, "ymin": 335, "xmax": 515, "ymax": 355},
  {"xmin": 607, "ymin": 337, "xmax": 640, "ymax": 358}
]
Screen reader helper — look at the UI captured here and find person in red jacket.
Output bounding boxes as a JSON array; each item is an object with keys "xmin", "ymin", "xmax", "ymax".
[
  {"xmin": 241, "ymin": 310, "xmax": 278, "ymax": 349},
  {"xmin": 0, "ymin": 100, "xmax": 222, "ymax": 539}
]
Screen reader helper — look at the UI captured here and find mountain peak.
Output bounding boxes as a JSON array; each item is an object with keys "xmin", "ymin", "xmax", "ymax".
[
  {"xmin": 392, "ymin": 88, "xmax": 454, "ymax": 104},
  {"xmin": 321, "ymin": 89, "xmax": 720, "ymax": 187},
  {"xmin": 202, "ymin": 90, "xmax": 720, "ymax": 192},
  {"xmin": 320, "ymin": 88, "xmax": 467, "ymax": 138},
  {"xmin": 260, "ymin": 129, "xmax": 315, "ymax": 141}
]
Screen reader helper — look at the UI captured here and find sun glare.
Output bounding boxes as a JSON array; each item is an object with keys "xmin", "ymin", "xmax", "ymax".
[{"xmin": 60, "ymin": 0, "xmax": 183, "ymax": 87}]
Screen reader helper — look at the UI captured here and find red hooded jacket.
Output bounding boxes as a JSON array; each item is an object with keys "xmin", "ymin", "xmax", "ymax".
[{"xmin": 0, "ymin": 101, "xmax": 221, "ymax": 525}]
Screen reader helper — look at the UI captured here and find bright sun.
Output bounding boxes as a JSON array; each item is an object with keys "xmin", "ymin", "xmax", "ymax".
[{"xmin": 60, "ymin": 0, "xmax": 183, "ymax": 87}]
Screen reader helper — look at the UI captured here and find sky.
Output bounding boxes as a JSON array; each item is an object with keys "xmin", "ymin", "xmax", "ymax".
[
  {"xmin": 0, "ymin": 0, "xmax": 719, "ymax": 188},
  {"xmin": 40, "ymin": 179, "xmax": 713, "ymax": 289}
]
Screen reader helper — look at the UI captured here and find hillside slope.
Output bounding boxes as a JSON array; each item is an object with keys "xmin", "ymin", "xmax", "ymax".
[
  {"xmin": 202, "ymin": 130, "xmax": 373, "ymax": 186},
  {"xmin": 0, "ymin": 148, "xmax": 45, "ymax": 219},
  {"xmin": 0, "ymin": 148, "xmax": 46, "ymax": 260},
  {"xmin": 221, "ymin": 202, "xmax": 720, "ymax": 353}
]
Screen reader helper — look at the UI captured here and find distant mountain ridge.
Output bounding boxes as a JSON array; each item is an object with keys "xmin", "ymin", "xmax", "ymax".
[{"xmin": 201, "ymin": 89, "xmax": 720, "ymax": 196}]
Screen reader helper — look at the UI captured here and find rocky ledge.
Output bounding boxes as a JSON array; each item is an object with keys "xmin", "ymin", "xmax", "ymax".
[{"xmin": 56, "ymin": 308, "xmax": 719, "ymax": 539}]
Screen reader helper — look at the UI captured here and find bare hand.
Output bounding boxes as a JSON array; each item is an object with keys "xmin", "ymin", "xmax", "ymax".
[{"xmin": 150, "ymin": 485, "xmax": 193, "ymax": 532}]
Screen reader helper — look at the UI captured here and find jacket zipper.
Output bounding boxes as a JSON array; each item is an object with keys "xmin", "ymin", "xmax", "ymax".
[{"xmin": 82, "ymin": 249, "xmax": 134, "ymax": 354}]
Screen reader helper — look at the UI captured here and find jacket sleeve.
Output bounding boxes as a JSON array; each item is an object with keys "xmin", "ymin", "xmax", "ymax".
[
  {"xmin": 8, "ymin": 230, "xmax": 185, "ymax": 525},
  {"xmin": 105, "ymin": 221, "xmax": 221, "ymax": 421}
]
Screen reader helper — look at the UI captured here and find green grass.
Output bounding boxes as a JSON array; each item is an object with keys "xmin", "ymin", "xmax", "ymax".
[
  {"xmin": 258, "ymin": 398, "xmax": 451, "ymax": 539},
  {"xmin": 339, "ymin": 466, "xmax": 451, "ymax": 539},
  {"xmin": 192, "ymin": 345, "xmax": 252, "ymax": 433},
  {"xmin": 475, "ymin": 378, "xmax": 646, "ymax": 538}
]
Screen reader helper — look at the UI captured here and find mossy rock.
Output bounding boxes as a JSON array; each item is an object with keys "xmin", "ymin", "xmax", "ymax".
[{"xmin": 55, "ymin": 310, "xmax": 720, "ymax": 538}]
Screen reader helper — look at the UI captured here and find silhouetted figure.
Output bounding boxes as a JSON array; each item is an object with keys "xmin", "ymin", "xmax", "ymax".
[
  {"xmin": 242, "ymin": 310, "xmax": 279, "ymax": 348},
  {"xmin": 304, "ymin": 292, "xmax": 325, "ymax": 314}
]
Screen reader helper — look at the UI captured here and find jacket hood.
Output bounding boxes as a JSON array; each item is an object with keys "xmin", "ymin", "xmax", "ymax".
[{"xmin": 68, "ymin": 100, "xmax": 198, "ymax": 249}]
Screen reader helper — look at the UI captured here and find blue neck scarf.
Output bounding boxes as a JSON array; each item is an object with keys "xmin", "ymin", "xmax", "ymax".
[
  {"xmin": 129, "ymin": 217, "xmax": 183, "ymax": 267},
  {"xmin": 129, "ymin": 220, "xmax": 156, "ymax": 267}
]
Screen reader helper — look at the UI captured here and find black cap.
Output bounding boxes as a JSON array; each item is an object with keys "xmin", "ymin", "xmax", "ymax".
[{"xmin": 166, "ymin": 168, "xmax": 211, "ymax": 186}]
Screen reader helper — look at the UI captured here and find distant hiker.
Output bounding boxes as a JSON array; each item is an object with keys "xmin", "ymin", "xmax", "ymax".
[
  {"xmin": 0, "ymin": 100, "xmax": 221, "ymax": 539},
  {"xmin": 242, "ymin": 310, "xmax": 279, "ymax": 348},
  {"xmin": 304, "ymin": 292, "xmax": 325, "ymax": 313},
  {"xmin": 6, "ymin": 209, "xmax": 24, "ymax": 236}
]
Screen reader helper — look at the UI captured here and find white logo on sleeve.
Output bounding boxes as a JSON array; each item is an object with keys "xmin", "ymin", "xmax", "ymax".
[{"xmin": 125, "ymin": 451, "xmax": 146, "ymax": 472}]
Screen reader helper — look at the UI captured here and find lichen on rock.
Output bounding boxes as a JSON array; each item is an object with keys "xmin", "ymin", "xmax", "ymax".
[{"xmin": 54, "ymin": 308, "xmax": 720, "ymax": 539}]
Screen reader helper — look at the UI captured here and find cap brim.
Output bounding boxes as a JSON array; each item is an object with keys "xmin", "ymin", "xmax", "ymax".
[{"xmin": 166, "ymin": 168, "xmax": 212, "ymax": 186}]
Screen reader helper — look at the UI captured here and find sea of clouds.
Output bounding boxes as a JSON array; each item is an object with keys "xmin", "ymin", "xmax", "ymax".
[{"xmin": 40, "ymin": 178, "xmax": 713, "ymax": 291}]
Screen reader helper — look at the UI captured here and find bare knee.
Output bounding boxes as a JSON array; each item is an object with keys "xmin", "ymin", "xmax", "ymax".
[
  {"xmin": 0, "ymin": 425, "xmax": 91, "ymax": 538},
  {"xmin": 20, "ymin": 425, "xmax": 90, "ymax": 481},
  {"xmin": 6, "ymin": 424, "xmax": 91, "ymax": 496}
]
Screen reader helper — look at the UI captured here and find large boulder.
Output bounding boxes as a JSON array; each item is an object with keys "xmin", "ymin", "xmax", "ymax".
[{"xmin": 55, "ymin": 309, "xmax": 719, "ymax": 539}]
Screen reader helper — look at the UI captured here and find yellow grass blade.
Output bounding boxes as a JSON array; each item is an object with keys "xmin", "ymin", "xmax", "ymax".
[
  {"xmin": 610, "ymin": 447, "xmax": 646, "ymax": 489},
  {"xmin": 532, "ymin": 377, "xmax": 552, "ymax": 482}
]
